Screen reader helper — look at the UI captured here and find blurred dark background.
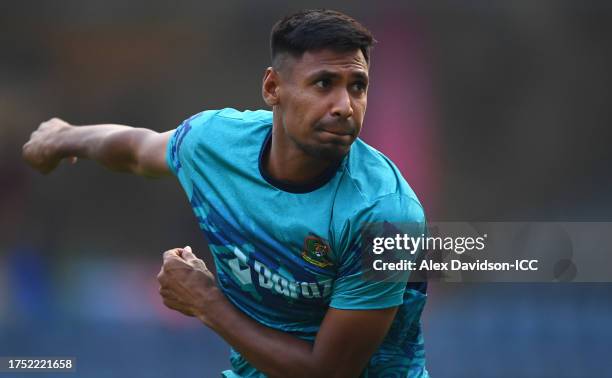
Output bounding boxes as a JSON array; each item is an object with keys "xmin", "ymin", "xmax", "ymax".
[{"xmin": 1, "ymin": 1, "xmax": 611, "ymax": 377}]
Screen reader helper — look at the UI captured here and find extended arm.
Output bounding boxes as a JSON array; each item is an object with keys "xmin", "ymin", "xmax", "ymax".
[
  {"xmin": 158, "ymin": 247, "xmax": 397, "ymax": 378},
  {"xmin": 22, "ymin": 117, "xmax": 173, "ymax": 177}
]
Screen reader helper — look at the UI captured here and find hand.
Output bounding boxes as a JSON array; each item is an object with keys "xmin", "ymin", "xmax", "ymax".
[
  {"xmin": 22, "ymin": 117, "xmax": 78, "ymax": 174},
  {"xmin": 157, "ymin": 246, "xmax": 219, "ymax": 321}
]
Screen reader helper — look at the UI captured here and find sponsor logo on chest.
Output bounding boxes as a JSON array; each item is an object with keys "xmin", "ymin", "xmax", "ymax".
[{"xmin": 226, "ymin": 246, "xmax": 332, "ymax": 300}]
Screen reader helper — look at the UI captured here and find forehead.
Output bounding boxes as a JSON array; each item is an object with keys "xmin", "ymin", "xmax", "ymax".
[{"xmin": 289, "ymin": 48, "xmax": 368, "ymax": 78}]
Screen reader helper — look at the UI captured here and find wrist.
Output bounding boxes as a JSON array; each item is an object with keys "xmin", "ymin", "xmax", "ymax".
[
  {"xmin": 51, "ymin": 123, "xmax": 77, "ymax": 159},
  {"xmin": 195, "ymin": 286, "xmax": 227, "ymax": 328}
]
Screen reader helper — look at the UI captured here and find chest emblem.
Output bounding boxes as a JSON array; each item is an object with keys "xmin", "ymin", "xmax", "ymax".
[{"xmin": 301, "ymin": 235, "xmax": 334, "ymax": 268}]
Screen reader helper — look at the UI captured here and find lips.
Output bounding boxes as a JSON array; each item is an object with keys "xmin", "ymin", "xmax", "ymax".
[
  {"xmin": 320, "ymin": 128, "xmax": 353, "ymax": 136},
  {"xmin": 315, "ymin": 120, "xmax": 356, "ymax": 143},
  {"xmin": 316, "ymin": 129, "xmax": 355, "ymax": 146},
  {"xmin": 316, "ymin": 123, "xmax": 355, "ymax": 136}
]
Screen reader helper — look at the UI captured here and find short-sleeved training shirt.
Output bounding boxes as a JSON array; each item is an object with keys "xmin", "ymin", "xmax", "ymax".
[{"xmin": 167, "ymin": 108, "xmax": 429, "ymax": 378}]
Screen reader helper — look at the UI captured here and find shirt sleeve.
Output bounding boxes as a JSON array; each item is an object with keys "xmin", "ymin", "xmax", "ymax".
[
  {"xmin": 330, "ymin": 193, "xmax": 426, "ymax": 310},
  {"xmin": 165, "ymin": 110, "xmax": 221, "ymax": 196},
  {"xmin": 166, "ymin": 110, "xmax": 220, "ymax": 176}
]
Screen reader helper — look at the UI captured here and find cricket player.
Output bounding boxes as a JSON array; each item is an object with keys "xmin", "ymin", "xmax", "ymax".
[{"xmin": 23, "ymin": 9, "xmax": 429, "ymax": 377}]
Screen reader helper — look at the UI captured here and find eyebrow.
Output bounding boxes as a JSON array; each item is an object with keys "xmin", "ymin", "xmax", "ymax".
[{"xmin": 306, "ymin": 69, "xmax": 369, "ymax": 82}]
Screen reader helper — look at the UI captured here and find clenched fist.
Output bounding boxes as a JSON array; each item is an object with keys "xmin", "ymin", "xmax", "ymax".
[
  {"xmin": 157, "ymin": 246, "xmax": 220, "ymax": 322},
  {"xmin": 22, "ymin": 118, "xmax": 77, "ymax": 174}
]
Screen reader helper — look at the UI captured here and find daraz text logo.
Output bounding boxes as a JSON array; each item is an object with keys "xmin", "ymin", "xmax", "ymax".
[{"xmin": 227, "ymin": 246, "xmax": 332, "ymax": 300}]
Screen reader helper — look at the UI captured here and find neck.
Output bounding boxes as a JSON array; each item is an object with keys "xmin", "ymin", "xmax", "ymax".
[{"xmin": 264, "ymin": 111, "xmax": 338, "ymax": 185}]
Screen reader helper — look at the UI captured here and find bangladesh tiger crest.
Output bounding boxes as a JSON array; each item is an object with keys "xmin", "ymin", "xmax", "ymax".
[{"xmin": 301, "ymin": 235, "xmax": 334, "ymax": 268}]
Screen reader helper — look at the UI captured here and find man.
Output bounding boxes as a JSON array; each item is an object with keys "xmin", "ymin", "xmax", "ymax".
[{"xmin": 23, "ymin": 9, "xmax": 428, "ymax": 378}]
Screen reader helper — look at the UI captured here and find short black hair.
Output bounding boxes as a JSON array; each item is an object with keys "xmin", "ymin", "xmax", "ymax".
[{"xmin": 270, "ymin": 9, "xmax": 375, "ymax": 69}]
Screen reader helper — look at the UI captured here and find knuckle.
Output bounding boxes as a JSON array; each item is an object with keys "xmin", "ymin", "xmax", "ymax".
[{"xmin": 163, "ymin": 299, "xmax": 177, "ymax": 310}]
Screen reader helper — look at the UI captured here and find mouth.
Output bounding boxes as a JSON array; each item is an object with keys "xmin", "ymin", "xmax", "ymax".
[
  {"xmin": 316, "ymin": 129, "xmax": 355, "ymax": 145},
  {"xmin": 314, "ymin": 120, "xmax": 357, "ymax": 146},
  {"xmin": 319, "ymin": 129, "xmax": 354, "ymax": 137}
]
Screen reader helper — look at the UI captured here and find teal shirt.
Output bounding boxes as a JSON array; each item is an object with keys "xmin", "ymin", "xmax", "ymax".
[{"xmin": 166, "ymin": 108, "xmax": 429, "ymax": 377}]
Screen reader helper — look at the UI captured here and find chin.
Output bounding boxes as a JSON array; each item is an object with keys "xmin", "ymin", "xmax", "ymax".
[
  {"xmin": 291, "ymin": 134, "xmax": 353, "ymax": 161},
  {"xmin": 308, "ymin": 143, "xmax": 351, "ymax": 161}
]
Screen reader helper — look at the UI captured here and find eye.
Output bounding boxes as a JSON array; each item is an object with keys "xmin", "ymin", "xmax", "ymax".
[
  {"xmin": 315, "ymin": 78, "xmax": 332, "ymax": 89},
  {"xmin": 351, "ymin": 81, "xmax": 367, "ymax": 93}
]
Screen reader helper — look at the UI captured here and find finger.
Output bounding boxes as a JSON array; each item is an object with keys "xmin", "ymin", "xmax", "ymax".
[
  {"xmin": 156, "ymin": 267, "xmax": 166, "ymax": 284},
  {"xmin": 180, "ymin": 245, "xmax": 197, "ymax": 262},
  {"xmin": 191, "ymin": 258, "xmax": 209, "ymax": 271},
  {"xmin": 159, "ymin": 287, "xmax": 172, "ymax": 297},
  {"xmin": 163, "ymin": 248, "xmax": 182, "ymax": 261},
  {"xmin": 180, "ymin": 247, "xmax": 209, "ymax": 270},
  {"xmin": 162, "ymin": 256, "xmax": 191, "ymax": 271},
  {"xmin": 162, "ymin": 298, "xmax": 194, "ymax": 317},
  {"xmin": 162, "ymin": 298, "xmax": 182, "ymax": 311}
]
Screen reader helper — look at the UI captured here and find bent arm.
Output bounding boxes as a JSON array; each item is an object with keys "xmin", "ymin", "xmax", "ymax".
[
  {"xmin": 23, "ymin": 118, "xmax": 174, "ymax": 177},
  {"xmin": 199, "ymin": 288, "xmax": 396, "ymax": 378},
  {"xmin": 159, "ymin": 248, "xmax": 400, "ymax": 378}
]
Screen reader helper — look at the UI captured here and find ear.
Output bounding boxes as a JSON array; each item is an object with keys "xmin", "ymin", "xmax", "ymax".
[{"xmin": 262, "ymin": 67, "xmax": 280, "ymax": 106}]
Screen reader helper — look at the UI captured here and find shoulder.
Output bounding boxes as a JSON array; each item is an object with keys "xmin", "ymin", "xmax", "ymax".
[
  {"xmin": 329, "ymin": 140, "xmax": 425, "ymax": 254},
  {"xmin": 343, "ymin": 139, "xmax": 419, "ymax": 202},
  {"xmin": 361, "ymin": 193, "xmax": 425, "ymax": 224},
  {"xmin": 173, "ymin": 107, "xmax": 271, "ymax": 150},
  {"xmin": 182, "ymin": 108, "xmax": 272, "ymax": 131},
  {"xmin": 336, "ymin": 138, "xmax": 424, "ymax": 223},
  {"xmin": 213, "ymin": 108, "xmax": 273, "ymax": 123},
  {"xmin": 167, "ymin": 108, "xmax": 272, "ymax": 174}
]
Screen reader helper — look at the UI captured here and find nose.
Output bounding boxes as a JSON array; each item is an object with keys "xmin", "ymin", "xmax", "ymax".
[{"xmin": 330, "ymin": 89, "xmax": 353, "ymax": 119}]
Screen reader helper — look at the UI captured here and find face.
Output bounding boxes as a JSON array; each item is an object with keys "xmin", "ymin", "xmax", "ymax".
[{"xmin": 263, "ymin": 48, "xmax": 369, "ymax": 160}]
